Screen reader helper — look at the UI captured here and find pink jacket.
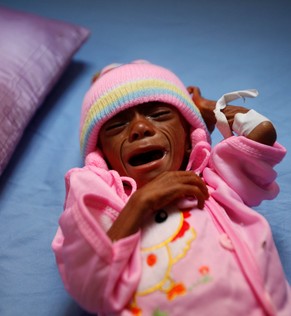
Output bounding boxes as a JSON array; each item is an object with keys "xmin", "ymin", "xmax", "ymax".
[{"xmin": 52, "ymin": 136, "xmax": 291, "ymax": 316}]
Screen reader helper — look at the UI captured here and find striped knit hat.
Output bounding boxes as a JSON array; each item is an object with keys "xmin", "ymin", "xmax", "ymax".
[{"xmin": 80, "ymin": 60, "xmax": 210, "ymax": 160}]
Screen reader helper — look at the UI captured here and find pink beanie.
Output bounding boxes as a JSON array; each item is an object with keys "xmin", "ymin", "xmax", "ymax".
[{"xmin": 80, "ymin": 60, "xmax": 210, "ymax": 160}]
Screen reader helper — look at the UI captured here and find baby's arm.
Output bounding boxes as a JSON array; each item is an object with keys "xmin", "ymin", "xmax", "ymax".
[
  {"xmin": 107, "ymin": 171, "xmax": 208, "ymax": 241},
  {"xmin": 187, "ymin": 86, "xmax": 277, "ymax": 146}
]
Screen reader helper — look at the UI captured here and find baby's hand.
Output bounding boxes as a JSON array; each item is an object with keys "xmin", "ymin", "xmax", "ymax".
[
  {"xmin": 187, "ymin": 86, "xmax": 250, "ymax": 133},
  {"xmin": 136, "ymin": 171, "xmax": 208, "ymax": 211},
  {"xmin": 222, "ymin": 106, "xmax": 277, "ymax": 146},
  {"xmin": 107, "ymin": 171, "xmax": 208, "ymax": 241},
  {"xmin": 187, "ymin": 86, "xmax": 217, "ymax": 133},
  {"xmin": 187, "ymin": 86, "xmax": 276, "ymax": 145}
]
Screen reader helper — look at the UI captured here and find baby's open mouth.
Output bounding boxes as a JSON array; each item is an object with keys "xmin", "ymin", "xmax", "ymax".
[{"xmin": 129, "ymin": 149, "xmax": 165, "ymax": 166}]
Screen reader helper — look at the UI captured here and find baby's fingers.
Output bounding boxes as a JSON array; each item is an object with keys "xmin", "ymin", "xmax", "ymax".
[
  {"xmin": 186, "ymin": 174, "xmax": 209, "ymax": 199},
  {"xmin": 180, "ymin": 183, "xmax": 208, "ymax": 210}
]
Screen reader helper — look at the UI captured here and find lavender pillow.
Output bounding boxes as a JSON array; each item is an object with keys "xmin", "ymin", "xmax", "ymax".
[{"xmin": 0, "ymin": 7, "xmax": 90, "ymax": 175}]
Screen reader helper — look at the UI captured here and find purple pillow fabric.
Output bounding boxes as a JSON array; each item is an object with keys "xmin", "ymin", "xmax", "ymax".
[{"xmin": 0, "ymin": 7, "xmax": 89, "ymax": 175}]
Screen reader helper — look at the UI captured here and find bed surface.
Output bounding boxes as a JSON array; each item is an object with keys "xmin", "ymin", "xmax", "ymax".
[{"xmin": 0, "ymin": 0, "xmax": 290, "ymax": 315}]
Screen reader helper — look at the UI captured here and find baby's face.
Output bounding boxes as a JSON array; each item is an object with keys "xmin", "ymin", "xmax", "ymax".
[{"xmin": 99, "ymin": 102, "xmax": 190, "ymax": 188}]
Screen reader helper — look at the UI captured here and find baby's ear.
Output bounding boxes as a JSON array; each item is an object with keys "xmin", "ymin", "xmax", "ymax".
[{"xmin": 187, "ymin": 86, "xmax": 217, "ymax": 133}]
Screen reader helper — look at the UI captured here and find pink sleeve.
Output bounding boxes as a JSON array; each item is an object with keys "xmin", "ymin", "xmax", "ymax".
[
  {"xmin": 52, "ymin": 169, "xmax": 141, "ymax": 314},
  {"xmin": 208, "ymin": 136, "xmax": 286, "ymax": 206}
]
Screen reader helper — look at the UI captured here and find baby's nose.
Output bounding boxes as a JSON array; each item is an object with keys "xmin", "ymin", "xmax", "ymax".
[{"xmin": 129, "ymin": 115, "xmax": 155, "ymax": 142}]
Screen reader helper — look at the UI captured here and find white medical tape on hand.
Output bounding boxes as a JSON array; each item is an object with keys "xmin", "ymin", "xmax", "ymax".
[
  {"xmin": 232, "ymin": 109, "xmax": 270, "ymax": 136},
  {"xmin": 214, "ymin": 89, "xmax": 259, "ymax": 138}
]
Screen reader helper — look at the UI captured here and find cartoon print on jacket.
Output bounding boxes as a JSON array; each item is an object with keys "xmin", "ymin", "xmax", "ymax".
[{"xmin": 137, "ymin": 206, "xmax": 196, "ymax": 299}]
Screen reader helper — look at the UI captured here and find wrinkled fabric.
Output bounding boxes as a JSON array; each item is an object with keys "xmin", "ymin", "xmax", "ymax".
[
  {"xmin": 0, "ymin": 6, "xmax": 89, "ymax": 175},
  {"xmin": 52, "ymin": 136, "xmax": 291, "ymax": 315}
]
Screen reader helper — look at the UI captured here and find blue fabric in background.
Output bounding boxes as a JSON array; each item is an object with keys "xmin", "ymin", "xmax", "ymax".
[{"xmin": 0, "ymin": 1, "xmax": 290, "ymax": 315}]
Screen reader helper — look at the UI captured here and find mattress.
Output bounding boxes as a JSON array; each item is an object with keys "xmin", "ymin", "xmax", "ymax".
[{"xmin": 0, "ymin": 0, "xmax": 290, "ymax": 315}]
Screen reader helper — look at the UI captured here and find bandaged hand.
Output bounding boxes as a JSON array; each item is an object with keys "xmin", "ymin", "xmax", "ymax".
[
  {"xmin": 215, "ymin": 90, "xmax": 277, "ymax": 146},
  {"xmin": 187, "ymin": 86, "xmax": 276, "ymax": 145}
]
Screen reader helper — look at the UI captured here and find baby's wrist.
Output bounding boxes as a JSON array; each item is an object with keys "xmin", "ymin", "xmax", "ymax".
[{"xmin": 232, "ymin": 109, "xmax": 270, "ymax": 136}]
